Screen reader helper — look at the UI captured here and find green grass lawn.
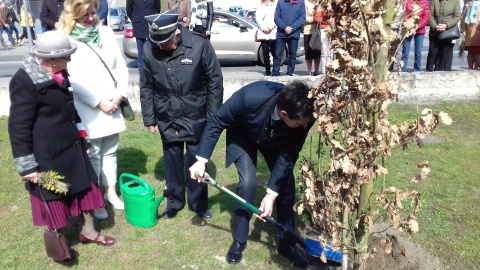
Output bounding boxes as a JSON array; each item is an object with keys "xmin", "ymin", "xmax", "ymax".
[{"xmin": 0, "ymin": 101, "xmax": 479, "ymax": 269}]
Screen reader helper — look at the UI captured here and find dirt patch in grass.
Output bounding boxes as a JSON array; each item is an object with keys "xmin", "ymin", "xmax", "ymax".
[
  {"xmin": 365, "ymin": 224, "xmax": 441, "ymax": 270},
  {"xmin": 305, "ymin": 223, "xmax": 441, "ymax": 270}
]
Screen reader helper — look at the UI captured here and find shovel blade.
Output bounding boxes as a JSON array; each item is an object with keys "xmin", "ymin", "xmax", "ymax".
[{"xmin": 305, "ymin": 237, "xmax": 342, "ymax": 263}]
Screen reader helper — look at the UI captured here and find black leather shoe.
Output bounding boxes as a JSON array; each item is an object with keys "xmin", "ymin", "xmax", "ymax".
[
  {"xmin": 196, "ymin": 209, "xmax": 212, "ymax": 219},
  {"xmin": 264, "ymin": 70, "xmax": 271, "ymax": 76},
  {"xmin": 161, "ymin": 209, "xmax": 178, "ymax": 219},
  {"xmin": 226, "ymin": 240, "xmax": 246, "ymax": 265},
  {"xmin": 278, "ymin": 246, "xmax": 309, "ymax": 269}
]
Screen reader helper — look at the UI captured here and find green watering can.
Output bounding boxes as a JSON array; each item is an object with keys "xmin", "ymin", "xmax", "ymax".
[{"xmin": 119, "ymin": 173, "xmax": 174, "ymax": 228}]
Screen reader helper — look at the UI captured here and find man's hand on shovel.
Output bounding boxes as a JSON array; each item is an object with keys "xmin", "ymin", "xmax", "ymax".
[
  {"xmin": 256, "ymin": 193, "xmax": 277, "ymax": 222},
  {"xmin": 189, "ymin": 160, "xmax": 207, "ymax": 183}
]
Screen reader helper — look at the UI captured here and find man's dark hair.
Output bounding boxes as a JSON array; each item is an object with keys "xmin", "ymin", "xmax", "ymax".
[{"xmin": 277, "ymin": 80, "xmax": 314, "ymax": 120}]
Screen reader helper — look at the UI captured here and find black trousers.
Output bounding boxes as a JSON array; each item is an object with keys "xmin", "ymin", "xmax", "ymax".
[
  {"xmin": 426, "ymin": 36, "xmax": 455, "ymax": 71},
  {"xmin": 193, "ymin": 25, "xmax": 211, "ymax": 40},
  {"xmin": 260, "ymin": 39, "xmax": 276, "ymax": 71},
  {"xmin": 19, "ymin": 27, "xmax": 35, "ymax": 40},
  {"xmin": 162, "ymin": 140, "xmax": 208, "ymax": 213},
  {"xmin": 228, "ymin": 132, "xmax": 296, "ymax": 247}
]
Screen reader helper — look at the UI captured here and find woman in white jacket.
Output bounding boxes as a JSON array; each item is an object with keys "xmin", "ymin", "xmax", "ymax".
[
  {"xmin": 59, "ymin": 0, "xmax": 128, "ymax": 219},
  {"xmin": 256, "ymin": 0, "xmax": 277, "ymax": 76}
]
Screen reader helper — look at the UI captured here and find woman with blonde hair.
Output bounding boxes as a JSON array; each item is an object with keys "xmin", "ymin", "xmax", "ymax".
[{"xmin": 59, "ymin": 0, "xmax": 128, "ymax": 220}]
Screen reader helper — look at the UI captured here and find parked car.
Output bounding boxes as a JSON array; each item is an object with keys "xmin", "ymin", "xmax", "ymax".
[
  {"xmin": 118, "ymin": 7, "xmax": 131, "ymax": 24},
  {"xmin": 109, "ymin": 7, "xmax": 125, "ymax": 31},
  {"xmin": 237, "ymin": 9, "xmax": 248, "ymax": 18},
  {"xmin": 246, "ymin": 9, "xmax": 256, "ymax": 22},
  {"xmin": 123, "ymin": 10, "xmax": 305, "ymax": 66},
  {"xmin": 229, "ymin": 6, "xmax": 242, "ymax": 12}
]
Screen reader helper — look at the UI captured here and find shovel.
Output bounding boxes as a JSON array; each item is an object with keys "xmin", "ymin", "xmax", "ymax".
[{"xmin": 201, "ymin": 172, "xmax": 341, "ymax": 262}]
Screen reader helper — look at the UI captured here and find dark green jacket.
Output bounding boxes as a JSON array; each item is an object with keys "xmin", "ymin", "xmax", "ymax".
[{"xmin": 429, "ymin": 0, "xmax": 461, "ymax": 36}]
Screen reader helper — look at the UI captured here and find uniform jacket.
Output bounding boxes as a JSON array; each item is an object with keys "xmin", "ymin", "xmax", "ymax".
[
  {"xmin": 460, "ymin": 3, "xmax": 480, "ymax": 47},
  {"xmin": 429, "ymin": 0, "xmax": 461, "ymax": 36},
  {"xmin": 274, "ymin": 0, "xmax": 306, "ymax": 39},
  {"xmin": 40, "ymin": 0, "xmax": 65, "ymax": 30},
  {"xmin": 140, "ymin": 26, "xmax": 224, "ymax": 143},
  {"xmin": 8, "ymin": 54, "xmax": 98, "ymax": 201},
  {"xmin": 195, "ymin": 81, "xmax": 314, "ymax": 193},
  {"xmin": 165, "ymin": 0, "xmax": 192, "ymax": 27},
  {"xmin": 67, "ymin": 25, "xmax": 128, "ymax": 139},
  {"xmin": 126, "ymin": 0, "xmax": 160, "ymax": 39},
  {"xmin": 256, "ymin": 0, "xmax": 278, "ymax": 40}
]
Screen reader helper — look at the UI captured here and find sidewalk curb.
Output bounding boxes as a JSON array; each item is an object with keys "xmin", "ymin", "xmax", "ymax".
[{"xmin": 1, "ymin": 71, "xmax": 479, "ymax": 117}]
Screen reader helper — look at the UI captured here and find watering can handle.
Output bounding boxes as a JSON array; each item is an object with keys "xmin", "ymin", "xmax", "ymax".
[{"xmin": 119, "ymin": 173, "xmax": 152, "ymax": 193}]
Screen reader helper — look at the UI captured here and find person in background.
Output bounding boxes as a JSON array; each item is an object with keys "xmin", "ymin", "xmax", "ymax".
[
  {"xmin": 59, "ymin": 0, "xmax": 128, "ymax": 219},
  {"xmin": 0, "ymin": 0, "xmax": 16, "ymax": 48},
  {"xmin": 189, "ymin": 80, "xmax": 314, "ymax": 268},
  {"xmin": 40, "ymin": 0, "xmax": 65, "ymax": 31},
  {"xmin": 400, "ymin": 0, "xmax": 430, "ymax": 72},
  {"xmin": 272, "ymin": 0, "xmax": 306, "ymax": 76},
  {"xmin": 140, "ymin": 11, "xmax": 223, "ymax": 219},
  {"xmin": 317, "ymin": 4, "xmax": 333, "ymax": 74},
  {"xmin": 126, "ymin": 0, "xmax": 160, "ymax": 72},
  {"xmin": 303, "ymin": 0, "xmax": 321, "ymax": 76},
  {"xmin": 8, "ymin": 32, "xmax": 115, "ymax": 260},
  {"xmin": 5, "ymin": 0, "xmax": 20, "ymax": 45},
  {"xmin": 460, "ymin": 0, "xmax": 480, "ymax": 69},
  {"xmin": 18, "ymin": 4, "xmax": 36, "ymax": 45},
  {"xmin": 164, "ymin": 0, "xmax": 191, "ymax": 27},
  {"xmin": 97, "ymin": 0, "xmax": 108, "ymax": 26},
  {"xmin": 256, "ymin": 0, "xmax": 277, "ymax": 76},
  {"xmin": 191, "ymin": 0, "xmax": 213, "ymax": 39},
  {"xmin": 426, "ymin": 0, "xmax": 461, "ymax": 71}
]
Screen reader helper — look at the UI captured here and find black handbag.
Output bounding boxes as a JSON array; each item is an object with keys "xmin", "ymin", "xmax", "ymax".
[
  {"xmin": 437, "ymin": 25, "xmax": 461, "ymax": 41},
  {"xmin": 308, "ymin": 22, "xmax": 322, "ymax": 51},
  {"xmin": 39, "ymin": 189, "xmax": 72, "ymax": 262},
  {"xmin": 85, "ymin": 43, "xmax": 134, "ymax": 121}
]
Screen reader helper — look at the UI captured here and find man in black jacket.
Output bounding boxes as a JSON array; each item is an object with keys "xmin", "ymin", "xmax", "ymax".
[
  {"xmin": 40, "ymin": 0, "xmax": 64, "ymax": 31},
  {"xmin": 140, "ymin": 11, "xmax": 223, "ymax": 220},
  {"xmin": 189, "ymin": 80, "xmax": 313, "ymax": 268},
  {"xmin": 126, "ymin": 0, "xmax": 160, "ymax": 72}
]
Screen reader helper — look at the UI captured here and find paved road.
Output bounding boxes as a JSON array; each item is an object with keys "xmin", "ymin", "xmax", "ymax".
[{"xmin": 0, "ymin": 30, "xmax": 469, "ymax": 79}]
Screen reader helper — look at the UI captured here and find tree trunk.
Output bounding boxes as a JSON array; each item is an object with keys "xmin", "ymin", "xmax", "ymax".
[{"xmin": 353, "ymin": 1, "xmax": 397, "ymax": 269}]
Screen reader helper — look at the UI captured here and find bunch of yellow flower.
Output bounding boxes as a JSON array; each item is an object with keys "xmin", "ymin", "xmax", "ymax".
[{"xmin": 38, "ymin": 171, "xmax": 70, "ymax": 195}]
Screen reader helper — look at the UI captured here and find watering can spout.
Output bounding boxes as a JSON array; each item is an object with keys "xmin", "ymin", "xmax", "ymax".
[
  {"xmin": 151, "ymin": 184, "xmax": 175, "ymax": 216},
  {"xmin": 152, "ymin": 195, "xmax": 164, "ymax": 213}
]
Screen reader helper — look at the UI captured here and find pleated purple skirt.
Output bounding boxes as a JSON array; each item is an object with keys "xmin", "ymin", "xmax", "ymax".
[{"xmin": 30, "ymin": 181, "xmax": 105, "ymax": 230}]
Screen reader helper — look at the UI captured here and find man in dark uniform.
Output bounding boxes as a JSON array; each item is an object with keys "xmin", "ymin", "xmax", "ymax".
[
  {"xmin": 126, "ymin": 0, "xmax": 160, "ymax": 72},
  {"xmin": 189, "ymin": 80, "xmax": 313, "ymax": 268},
  {"xmin": 140, "ymin": 11, "xmax": 223, "ymax": 219}
]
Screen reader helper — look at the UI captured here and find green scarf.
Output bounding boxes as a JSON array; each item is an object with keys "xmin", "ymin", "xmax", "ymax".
[{"xmin": 70, "ymin": 23, "xmax": 101, "ymax": 45}]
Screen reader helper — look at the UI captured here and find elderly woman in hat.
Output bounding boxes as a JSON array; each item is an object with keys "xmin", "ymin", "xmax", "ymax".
[
  {"xmin": 58, "ymin": 0, "xmax": 129, "ymax": 219},
  {"xmin": 8, "ymin": 31, "xmax": 115, "ymax": 260}
]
